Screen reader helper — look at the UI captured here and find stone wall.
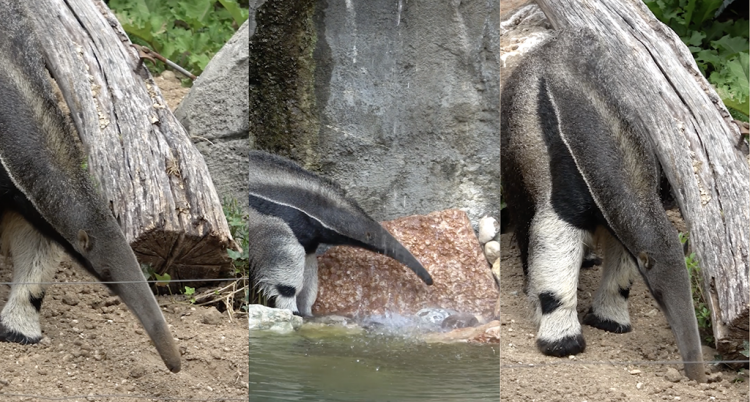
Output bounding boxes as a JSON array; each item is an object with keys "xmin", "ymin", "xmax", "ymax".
[{"xmin": 250, "ymin": 0, "xmax": 500, "ymax": 223}]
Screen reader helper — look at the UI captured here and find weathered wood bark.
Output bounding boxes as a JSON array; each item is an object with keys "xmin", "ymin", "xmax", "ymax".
[
  {"xmin": 26, "ymin": 0, "xmax": 238, "ymax": 286},
  {"xmin": 533, "ymin": 0, "xmax": 749, "ymax": 361}
]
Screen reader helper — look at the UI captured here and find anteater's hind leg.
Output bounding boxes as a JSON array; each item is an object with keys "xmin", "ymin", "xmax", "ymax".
[
  {"xmin": 583, "ymin": 227, "xmax": 638, "ymax": 333},
  {"xmin": 295, "ymin": 254, "xmax": 319, "ymax": 317},
  {"xmin": 0, "ymin": 210, "xmax": 62, "ymax": 344},
  {"xmin": 527, "ymin": 205, "xmax": 588, "ymax": 357}
]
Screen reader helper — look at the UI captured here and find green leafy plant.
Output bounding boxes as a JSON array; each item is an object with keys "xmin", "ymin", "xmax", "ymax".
[
  {"xmin": 733, "ymin": 368, "xmax": 746, "ymax": 383},
  {"xmin": 183, "ymin": 285, "xmax": 196, "ymax": 303},
  {"xmin": 644, "ymin": 0, "xmax": 749, "ymax": 121},
  {"xmin": 108, "ymin": 0, "xmax": 249, "ymax": 78},
  {"xmin": 141, "ymin": 263, "xmax": 173, "ymax": 295},
  {"xmin": 222, "ymin": 197, "xmax": 249, "ymax": 276},
  {"xmin": 679, "ymin": 232, "xmax": 714, "ymax": 344},
  {"xmin": 222, "ymin": 197, "xmax": 269, "ymax": 306},
  {"xmin": 221, "ymin": 197, "xmax": 265, "ymax": 309}
]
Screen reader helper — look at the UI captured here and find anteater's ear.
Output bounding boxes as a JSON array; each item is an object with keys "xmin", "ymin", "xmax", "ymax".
[
  {"xmin": 77, "ymin": 229, "xmax": 93, "ymax": 252},
  {"xmin": 636, "ymin": 251, "xmax": 653, "ymax": 271}
]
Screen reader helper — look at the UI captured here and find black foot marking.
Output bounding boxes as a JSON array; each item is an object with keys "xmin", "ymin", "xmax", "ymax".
[
  {"xmin": 30, "ymin": 292, "xmax": 45, "ymax": 312},
  {"xmin": 539, "ymin": 292, "xmax": 562, "ymax": 315},
  {"xmin": 275, "ymin": 285, "xmax": 296, "ymax": 298},
  {"xmin": 537, "ymin": 334, "xmax": 586, "ymax": 357},
  {"xmin": 0, "ymin": 323, "xmax": 41, "ymax": 345},
  {"xmin": 581, "ymin": 254, "xmax": 602, "ymax": 269},
  {"xmin": 583, "ymin": 308, "xmax": 632, "ymax": 333}
]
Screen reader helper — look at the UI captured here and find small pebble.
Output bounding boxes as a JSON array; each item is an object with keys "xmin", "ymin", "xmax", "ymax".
[
  {"xmin": 161, "ymin": 70, "xmax": 176, "ymax": 81},
  {"xmin": 484, "ymin": 241, "xmax": 500, "ymax": 263},
  {"xmin": 706, "ymin": 372, "xmax": 723, "ymax": 383},
  {"xmin": 477, "ymin": 216, "xmax": 499, "ymax": 244},
  {"xmin": 62, "ymin": 294, "xmax": 79, "ymax": 306},
  {"xmin": 201, "ymin": 308, "xmax": 223, "ymax": 325},
  {"xmin": 104, "ymin": 297, "xmax": 121, "ymax": 307},
  {"xmin": 129, "ymin": 366, "xmax": 146, "ymax": 379},
  {"xmin": 665, "ymin": 367, "xmax": 683, "ymax": 382}
]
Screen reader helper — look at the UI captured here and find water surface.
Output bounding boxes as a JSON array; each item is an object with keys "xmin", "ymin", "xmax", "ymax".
[{"xmin": 248, "ymin": 323, "xmax": 499, "ymax": 401}]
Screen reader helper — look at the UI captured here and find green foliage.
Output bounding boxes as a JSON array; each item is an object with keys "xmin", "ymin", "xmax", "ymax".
[
  {"xmin": 221, "ymin": 197, "xmax": 268, "ymax": 306},
  {"xmin": 183, "ymin": 285, "xmax": 196, "ymax": 303},
  {"xmin": 108, "ymin": 0, "xmax": 249, "ymax": 77},
  {"xmin": 140, "ymin": 263, "xmax": 173, "ymax": 295},
  {"xmin": 644, "ymin": 0, "xmax": 749, "ymax": 121},
  {"xmin": 741, "ymin": 340, "xmax": 749, "ymax": 358},
  {"xmin": 222, "ymin": 197, "xmax": 249, "ymax": 276},
  {"xmin": 679, "ymin": 232, "xmax": 714, "ymax": 344},
  {"xmin": 733, "ymin": 369, "xmax": 746, "ymax": 383}
]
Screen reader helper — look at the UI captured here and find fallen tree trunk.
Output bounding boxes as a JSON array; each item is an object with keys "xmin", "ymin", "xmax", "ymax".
[
  {"xmin": 535, "ymin": 0, "xmax": 749, "ymax": 362},
  {"xmin": 26, "ymin": 0, "xmax": 238, "ymax": 286}
]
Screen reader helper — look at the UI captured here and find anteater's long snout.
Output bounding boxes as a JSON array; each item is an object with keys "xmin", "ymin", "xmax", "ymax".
[{"xmin": 84, "ymin": 227, "xmax": 181, "ymax": 373}]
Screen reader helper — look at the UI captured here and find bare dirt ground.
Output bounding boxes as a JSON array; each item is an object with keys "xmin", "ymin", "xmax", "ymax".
[
  {"xmin": 499, "ymin": 231, "xmax": 749, "ymax": 401},
  {"xmin": 153, "ymin": 71, "xmax": 192, "ymax": 112},
  {"xmin": 0, "ymin": 256, "xmax": 248, "ymax": 402},
  {"xmin": 0, "ymin": 73, "xmax": 248, "ymax": 401}
]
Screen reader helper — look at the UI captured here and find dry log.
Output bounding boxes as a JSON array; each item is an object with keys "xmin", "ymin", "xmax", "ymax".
[
  {"xmin": 25, "ymin": 0, "xmax": 238, "ymax": 286},
  {"xmin": 534, "ymin": 0, "xmax": 749, "ymax": 360}
]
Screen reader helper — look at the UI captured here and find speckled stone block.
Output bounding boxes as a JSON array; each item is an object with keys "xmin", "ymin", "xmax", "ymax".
[{"xmin": 312, "ymin": 209, "xmax": 498, "ymax": 318}]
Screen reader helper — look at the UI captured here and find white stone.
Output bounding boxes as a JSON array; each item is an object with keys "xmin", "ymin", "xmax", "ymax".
[
  {"xmin": 416, "ymin": 308, "xmax": 454, "ymax": 326},
  {"xmin": 477, "ymin": 216, "xmax": 499, "ymax": 244},
  {"xmin": 247, "ymin": 304, "xmax": 303, "ymax": 334},
  {"xmin": 484, "ymin": 241, "xmax": 500, "ymax": 263}
]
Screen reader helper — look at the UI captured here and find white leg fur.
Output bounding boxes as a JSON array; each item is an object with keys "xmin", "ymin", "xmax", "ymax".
[
  {"xmin": 528, "ymin": 205, "xmax": 587, "ymax": 344},
  {"xmin": 257, "ymin": 236, "xmax": 306, "ymax": 314},
  {"xmin": 295, "ymin": 254, "xmax": 319, "ymax": 316},
  {"xmin": 585, "ymin": 227, "xmax": 638, "ymax": 330},
  {"xmin": 0, "ymin": 211, "xmax": 61, "ymax": 341}
]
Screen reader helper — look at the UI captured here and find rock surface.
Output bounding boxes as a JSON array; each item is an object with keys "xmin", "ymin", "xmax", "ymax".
[
  {"xmin": 423, "ymin": 320, "xmax": 500, "ymax": 344},
  {"xmin": 247, "ymin": 304, "xmax": 303, "ymax": 334},
  {"xmin": 315, "ymin": 1, "xmax": 500, "ymax": 223},
  {"xmin": 250, "ymin": 1, "xmax": 500, "ymax": 223},
  {"xmin": 175, "ymin": 20, "xmax": 250, "ymax": 210},
  {"xmin": 312, "ymin": 209, "xmax": 498, "ymax": 318}
]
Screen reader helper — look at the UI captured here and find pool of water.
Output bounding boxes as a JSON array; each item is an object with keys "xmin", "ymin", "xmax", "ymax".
[{"xmin": 248, "ymin": 323, "xmax": 499, "ymax": 401}]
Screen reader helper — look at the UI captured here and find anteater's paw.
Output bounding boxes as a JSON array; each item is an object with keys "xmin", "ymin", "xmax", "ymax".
[
  {"xmin": 583, "ymin": 308, "xmax": 632, "ymax": 333},
  {"xmin": 536, "ymin": 333, "xmax": 586, "ymax": 357},
  {"xmin": 0, "ymin": 321, "xmax": 41, "ymax": 344}
]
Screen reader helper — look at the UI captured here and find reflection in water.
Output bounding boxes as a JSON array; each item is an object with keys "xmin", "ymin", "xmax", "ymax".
[{"xmin": 248, "ymin": 324, "xmax": 499, "ymax": 401}]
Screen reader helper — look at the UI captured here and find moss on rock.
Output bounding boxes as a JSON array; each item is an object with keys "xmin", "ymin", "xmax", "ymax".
[{"xmin": 249, "ymin": 0, "xmax": 320, "ymax": 169}]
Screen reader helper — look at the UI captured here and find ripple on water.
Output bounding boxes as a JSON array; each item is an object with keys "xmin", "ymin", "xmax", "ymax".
[{"xmin": 248, "ymin": 318, "xmax": 499, "ymax": 401}]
